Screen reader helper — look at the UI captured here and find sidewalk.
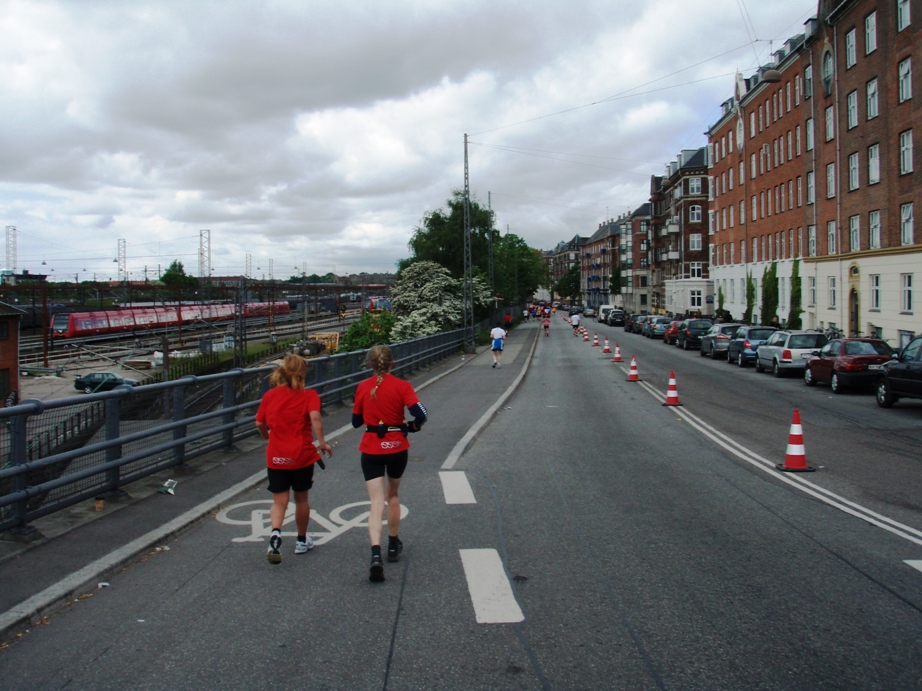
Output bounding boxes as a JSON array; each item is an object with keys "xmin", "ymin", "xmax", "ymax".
[{"xmin": 0, "ymin": 322, "xmax": 539, "ymax": 640}]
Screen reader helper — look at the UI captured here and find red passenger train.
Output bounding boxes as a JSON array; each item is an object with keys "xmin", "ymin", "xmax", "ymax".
[{"xmin": 51, "ymin": 301, "xmax": 291, "ymax": 339}]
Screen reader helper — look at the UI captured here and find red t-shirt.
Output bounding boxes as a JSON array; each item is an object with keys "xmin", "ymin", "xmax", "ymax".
[
  {"xmin": 255, "ymin": 386, "xmax": 322, "ymax": 469},
  {"xmin": 353, "ymin": 373, "xmax": 420, "ymax": 455}
]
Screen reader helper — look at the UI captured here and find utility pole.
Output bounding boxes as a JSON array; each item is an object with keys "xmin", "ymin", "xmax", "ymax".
[
  {"xmin": 488, "ymin": 192, "xmax": 495, "ymax": 291},
  {"xmin": 462, "ymin": 134, "xmax": 474, "ymax": 351}
]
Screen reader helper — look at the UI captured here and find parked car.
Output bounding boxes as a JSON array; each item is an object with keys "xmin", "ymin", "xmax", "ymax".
[
  {"xmin": 663, "ymin": 320, "xmax": 682, "ymax": 345},
  {"xmin": 726, "ymin": 326, "xmax": 778, "ymax": 367},
  {"xmin": 699, "ymin": 323, "xmax": 743, "ymax": 359},
  {"xmin": 583, "ymin": 307, "xmax": 596, "ymax": 318},
  {"xmin": 631, "ymin": 315, "xmax": 650, "ymax": 334},
  {"xmin": 755, "ymin": 330, "xmax": 829, "ymax": 377},
  {"xmin": 607, "ymin": 309, "xmax": 625, "ymax": 327},
  {"xmin": 74, "ymin": 372, "xmax": 140, "ymax": 393},
  {"xmin": 876, "ymin": 335, "xmax": 922, "ymax": 407},
  {"xmin": 675, "ymin": 318, "xmax": 714, "ymax": 350},
  {"xmin": 597, "ymin": 304, "xmax": 614, "ymax": 322},
  {"xmin": 804, "ymin": 338, "xmax": 895, "ymax": 393},
  {"xmin": 647, "ymin": 317, "xmax": 672, "ymax": 339}
]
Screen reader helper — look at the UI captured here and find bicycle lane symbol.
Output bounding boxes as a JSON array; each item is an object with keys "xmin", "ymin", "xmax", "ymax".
[{"xmin": 215, "ymin": 500, "xmax": 409, "ymax": 546}]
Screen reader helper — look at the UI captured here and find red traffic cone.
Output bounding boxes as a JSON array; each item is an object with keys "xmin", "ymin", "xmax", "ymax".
[
  {"xmin": 612, "ymin": 343, "xmax": 622, "ymax": 363},
  {"xmin": 602, "ymin": 337, "xmax": 611, "ymax": 353},
  {"xmin": 662, "ymin": 370, "xmax": 682, "ymax": 406},
  {"xmin": 776, "ymin": 409, "xmax": 815, "ymax": 472},
  {"xmin": 592, "ymin": 333, "xmax": 600, "ymax": 346},
  {"xmin": 627, "ymin": 356, "xmax": 640, "ymax": 381}
]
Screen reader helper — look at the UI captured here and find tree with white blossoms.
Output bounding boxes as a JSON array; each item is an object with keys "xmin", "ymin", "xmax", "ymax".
[{"xmin": 390, "ymin": 260, "xmax": 492, "ymax": 341}]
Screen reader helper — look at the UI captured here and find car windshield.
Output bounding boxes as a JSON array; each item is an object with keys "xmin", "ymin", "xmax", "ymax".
[
  {"xmin": 788, "ymin": 334, "xmax": 827, "ymax": 349},
  {"xmin": 844, "ymin": 340, "xmax": 893, "ymax": 356},
  {"xmin": 688, "ymin": 320, "xmax": 711, "ymax": 329},
  {"xmin": 720, "ymin": 325, "xmax": 738, "ymax": 335},
  {"xmin": 747, "ymin": 329, "xmax": 775, "ymax": 340},
  {"xmin": 654, "ymin": 318, "xmax": 670, "ymax": 325}
]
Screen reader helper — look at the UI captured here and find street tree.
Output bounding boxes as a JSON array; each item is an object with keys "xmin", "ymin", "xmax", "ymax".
[{"xmin": 160, "ymin": 260, "xmax": 199, "ymax": 288}]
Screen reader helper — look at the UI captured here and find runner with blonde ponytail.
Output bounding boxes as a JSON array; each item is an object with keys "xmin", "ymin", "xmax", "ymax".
[{"xmin": 352, "ymin": 345, "xmax": 427, "ymax": 581}]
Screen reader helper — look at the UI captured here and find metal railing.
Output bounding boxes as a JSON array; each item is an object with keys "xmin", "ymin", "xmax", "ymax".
[{"xmin": 0, "ymin": 329, "xmax": 464, "ymax": 534}]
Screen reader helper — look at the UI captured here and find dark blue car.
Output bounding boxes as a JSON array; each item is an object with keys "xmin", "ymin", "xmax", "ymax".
[{"xmin": 726, "ymin": 326, "xmax": 778, "ymax": 367}]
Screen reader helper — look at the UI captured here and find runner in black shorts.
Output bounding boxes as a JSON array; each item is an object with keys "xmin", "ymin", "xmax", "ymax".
[{"xmin": 352, "ymin": 345, "xmax": 427, "ymax": 582}]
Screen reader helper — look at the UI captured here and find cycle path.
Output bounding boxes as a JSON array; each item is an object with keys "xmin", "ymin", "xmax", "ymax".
[{"xmin": 0, "ymin": 322, "xmax": 539, "ymax": 640}]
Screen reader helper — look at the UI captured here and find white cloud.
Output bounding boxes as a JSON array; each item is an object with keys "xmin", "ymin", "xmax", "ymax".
[{"xmin": 0, "ymin": 0, "xmax": 817, "ymax": 279}]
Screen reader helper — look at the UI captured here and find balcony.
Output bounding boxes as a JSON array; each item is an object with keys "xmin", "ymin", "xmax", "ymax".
[
  {"xmin": 667, "ymin": 251, "xmax": 680, "ymax": 260},
  {"xmin": 666, "ymin": 222, "xmax": 680, "ymax": 234}
]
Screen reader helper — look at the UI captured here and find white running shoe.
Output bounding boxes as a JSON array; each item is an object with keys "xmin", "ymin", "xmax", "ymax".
[{"xmin": 295, "ymin": 536, "xmax": 315, "ymax": 554}]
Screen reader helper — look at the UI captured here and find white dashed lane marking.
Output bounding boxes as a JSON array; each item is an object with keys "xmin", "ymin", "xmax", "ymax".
[
  {"xmin": 439, "ymin": 471, "xmax": 476, "ymax": 504},
  {"xmin": 459, "ymin": 548, "xmax": 524, "ymax": 624}
]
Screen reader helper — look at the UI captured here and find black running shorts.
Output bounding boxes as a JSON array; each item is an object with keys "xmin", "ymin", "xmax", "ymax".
[
  {"xmin": 266, "ymin": 465, "xmax": 314, "ymax": 494},
  {"xmin": 361, "ymin": 451, "xmax": 408, "ymax": 481}
]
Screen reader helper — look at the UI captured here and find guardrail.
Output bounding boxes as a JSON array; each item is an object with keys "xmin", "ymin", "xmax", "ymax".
[{"xmin": 0, "ymin": 329, "xmax": 464, "ymax": 535}]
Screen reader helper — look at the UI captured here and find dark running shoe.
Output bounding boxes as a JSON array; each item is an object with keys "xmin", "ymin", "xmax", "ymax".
[
  {"xmin": 387, "ymin": 538, "xmax": 403, "ymax": 563},
  {"xmin": 267, "ymin": 534, "xmax": 282, "ymax": 565},
  {"xmin": 369, "ymin": 554, "xmax": 385, "ymax": 582}
]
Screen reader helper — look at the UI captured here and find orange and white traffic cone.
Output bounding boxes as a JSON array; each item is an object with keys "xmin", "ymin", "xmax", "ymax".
[
  {"xmin": 592, "ymin": 333, "xmax": 600, "ymax": 347},
  {"xmin": 776, "ymin": 409, "xmax": 815, "ymax": 472},
  {"xmin": 662, "ymin": 370, "xmax": 681, "ymax": 406},
  {"xmin": 627, "ymin": 356, "xmax": 640, "ymax": 381},
  {"xmin": 583, "ymin": 330, "xmax": 590, "ymax": 342},
  {"xmin": 602, "ymin": 337, "xmax": 611, "ymax": 353},
  {"xmin": 612, "ymin": 343, "xmax": 623, "ymax": 363}
]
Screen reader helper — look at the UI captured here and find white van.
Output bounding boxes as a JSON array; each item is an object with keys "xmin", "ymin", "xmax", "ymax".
[{"xmin": 597, "ymin": 304, "xmax": 615, "ymax": 322}]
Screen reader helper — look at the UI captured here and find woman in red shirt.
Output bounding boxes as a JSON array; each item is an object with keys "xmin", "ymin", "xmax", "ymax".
[
  {"xmin": 352, "ymin": 345, "xmax": 427, "ymax": 582},
  {"xmin": 256, "ymin": 355, "xmax": 332, "ymax": 564}
]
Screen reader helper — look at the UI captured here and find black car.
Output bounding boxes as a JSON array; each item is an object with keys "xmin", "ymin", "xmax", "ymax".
[
  {"xmin": 876, "ymin": 336, "xmax": 922, "ymax": 407},
  {"xmin": 74, "ymin": 372, "xmax": 140, "ymax": 394},
  {"xmin": 675, "ymin": 318, "xmax": 714, "ymax": 350},
  {"xmin": 606, "ymin": 309, "xmax": 625, "ymax": 327}
]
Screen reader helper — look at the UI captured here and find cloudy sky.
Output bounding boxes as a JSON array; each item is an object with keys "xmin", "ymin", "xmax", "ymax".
[{"xmin": 1, "ymin": 0, "xmax": 817, "ymax": 282}]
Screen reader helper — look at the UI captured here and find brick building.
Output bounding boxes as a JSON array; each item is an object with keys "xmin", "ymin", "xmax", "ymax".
[{"xmin": 707, "ymin": 0, "xmax": 920, "ymax": 344}]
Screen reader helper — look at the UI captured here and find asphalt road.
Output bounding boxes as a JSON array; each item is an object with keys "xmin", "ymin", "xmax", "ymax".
[{"xmin": 2, "ymin": 318, "xmax": 921, "ymax": 690}]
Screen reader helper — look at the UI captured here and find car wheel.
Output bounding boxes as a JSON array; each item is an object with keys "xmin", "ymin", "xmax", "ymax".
[
  {"xmin": 876, "ymin": 378, "xmax": 895, "ymax": 408},
  {"xmin": 831, "ymin": 373, "xmax": 844, "ymax": 394},
  {"xmin": 699, "ymin": 345, "xmax": 707, "ymax": 357},
  {"xmin": 755, "ymin": 357, "xmax": 764, "ymax": 373},
  {"xmin": 83, "ymin": 386, "xmax": 93, "ymax": 394},
  {"xmin": 804, "ymin": 367, "xmax": 816, "ymax": 386},
  {"xmin": 737, "ymin": 352, "xmax": 746, "ymax": 367},
  {"xmin": 772, "ymin": 360, "xmax": 783, "ymax": 378}
]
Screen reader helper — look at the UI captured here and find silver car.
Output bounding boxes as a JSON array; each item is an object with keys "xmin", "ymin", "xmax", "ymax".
[{"xmin": 755, "ymin": 330, "xmax": 829, "ymax": 377}]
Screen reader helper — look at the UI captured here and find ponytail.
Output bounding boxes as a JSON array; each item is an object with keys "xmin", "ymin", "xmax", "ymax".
[{"xmin": 367, "ymin": 345, "xmax": 394, "ymax": 399}]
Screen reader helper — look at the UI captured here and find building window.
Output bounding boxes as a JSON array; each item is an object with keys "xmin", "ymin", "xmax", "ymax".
[
  {"xmin": 900, "ymin": 130, "xmax": 914, "ymax": 174},
  {"xmin": 730, "ymin": 205, "xmax": 735, "ymax": 227},
  {"xmin": 690, "ymin": 262, "xmax": 703, "ymax": 278},
  {"xmin": 868, "ymin": 144, "xmax": 880, "ymax": 184},
  {"xmin": 897, "ymin": 0, "xmax": 911, "ymax": 32},
  {"xmin": 845, "ymin": 29, "xmax": 857, "ymax": 68},
  {"xmin": 848, "ymin": 153, "xmax": 859, "ymax": 190},
  {"xmin": 902, "ymin": 274, "xmax": 913, "ymax": 312},
  {"xmin": 749, "ymin": 112, "xmax": 756, "ymax": 138},
  {"xmin": 827, "ymin": 221, "xmax": 837, "ymax": 255},
  {"xmin": 807, "ymin": 171, "xmax": 815, "ymax": 204},
  {"xmin": 808, "ymin": 225, "xmax": 817, "ymax": 256},
  {"xmin": 796, "ymin": 125, "xmax": 802, "ymax": 155},
  {"xmin": 867, "ymin": 78, "xmax": 878, "ymax": 118},
  {"xmin": 902, "ymin": 202, "xmax": 914, "ymax": 245},
  {"xmin": 787, "ymin": 131, "xmax": 793, "ymax": 160},
  {"xmin": 729, "ymin": 168, "xmax": 734, "ymax": 190},
  {"xmin": 829, "ymin": 276, "xmax": 837, "ymax": 308},
  {"xmin": 750, "ymin": 153, "xmax": 757, "ymax": 179},
  {"xmin": 690, "ymin": 290, "xmax": 703, "ymax": 308},
  {"xmin": 728, "ymin": 129, "xmax": 734, "ymax": 152},
  {"xmin": 806, "ymin": 118, "xmax": 814, "ymax": 150},
  {"xmin": 709, "ymin": 210, "xmax": 716, "ymax": 234},
  {"xmin": 753, "ymin": 237, "xmax": 758, "ymax": 263},
  {"xmin": 805, "ymin": 64, "xmax": 813, "ymax": 98},
  {"xmin": 796, "ymin": 74, "xmax": 802, "ymax": 105},
  {"xmin": 689, "ymin": 177, "xmax": 702, "ymax": 195},
  {"xmin": 866, "ymin": 11, "xmax": 877, "ymax": 53},
  {"xmin": 690, "ymin": 205, "xmax": 702, "ymax": 222},
  {"xmin": 899, "ymin": 58, "xmax": 912, "ymax": 103},
  {"xmin": 689, "ymin": 233, "xmax": 703, "ymax": 251},
  {"xmin": 847, "ymin": 91, "xmax": 858, "ymax": 129},
  {"xmin": 870, "ymin": 274, "xmax": 881, "ymax": 309},
  {"xmin": 826, "ymin": 163, "xmax": 836, "ymax": 198},
  {"xmin": 809, "ymin": 276, "xmax": 816, "ymax": 305},
  {"xmin": 825, "ymin": 106, "xmax": 835, "ymax": 141},
  {"xmin": 797, "ymin": 176, "xmax": 803, "ymax": 206},
  {"xmin": 869, "ymin": 210, "xmax": 881, "ymax": 248},
  {"xmin": 850, "ymin": 215, "xmax": 860, "ymax": 251}
]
